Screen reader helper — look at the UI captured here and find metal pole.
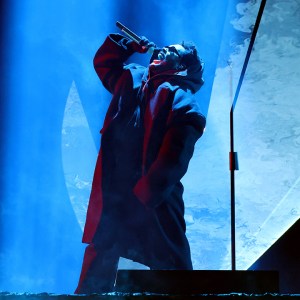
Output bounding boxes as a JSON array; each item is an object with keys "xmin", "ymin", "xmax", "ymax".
[{"xmin": 229, "ymin": 0, "xmax": 267, "ymax": 271}]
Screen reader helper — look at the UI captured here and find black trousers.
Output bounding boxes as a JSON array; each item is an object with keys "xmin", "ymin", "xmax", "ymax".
[{"xmin": 75, "ymin": 243, "xmax": 120, "ymax": 294}]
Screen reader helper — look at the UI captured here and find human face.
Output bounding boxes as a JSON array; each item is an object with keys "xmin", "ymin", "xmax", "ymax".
[{"xmin": 151, "ymin": 44, "xmax": 185, "ymax": 71}]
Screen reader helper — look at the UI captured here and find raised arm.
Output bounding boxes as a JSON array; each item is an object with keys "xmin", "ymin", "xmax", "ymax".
[
  {"xmin": 93, "ymin": 33, "xmax": 152, "ymax": 94},
  {"xmin": 93, "ymin": 34, "xmax": 136, "ymax": 94}
]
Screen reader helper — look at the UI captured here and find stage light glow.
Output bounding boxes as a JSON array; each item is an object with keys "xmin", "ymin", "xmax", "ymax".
[{"xmin": 1, "ymin": 0, "xmax": 299, "ymax": 294}]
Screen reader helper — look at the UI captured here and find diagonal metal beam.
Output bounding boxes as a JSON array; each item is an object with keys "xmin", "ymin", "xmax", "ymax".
[{"xmin": 230, "ymin": 0, "xmax": 267, "ymax": 270}]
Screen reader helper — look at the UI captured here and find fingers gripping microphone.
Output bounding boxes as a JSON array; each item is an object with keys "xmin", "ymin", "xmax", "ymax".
[
  {"xmin": 116, "ymin": 21, "xmax": 142, "ymax": 44},
  {"xmin": 116, "ymin": 21, "xmax": 154, "ymax": 54}
]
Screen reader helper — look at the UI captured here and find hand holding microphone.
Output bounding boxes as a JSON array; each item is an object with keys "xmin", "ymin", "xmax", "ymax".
[{"xmin": 116, "ymin": 21, "xmax": 156, "ymax": 54}]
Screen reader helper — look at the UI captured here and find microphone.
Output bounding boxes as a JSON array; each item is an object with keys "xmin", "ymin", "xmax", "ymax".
[
  {"xmin": 116, "ymin": 21, "xmax": 142, "ymax": 44},
  {"xmin": 116, "ymin": 21, "xmax": 154, "ymax": 53}
]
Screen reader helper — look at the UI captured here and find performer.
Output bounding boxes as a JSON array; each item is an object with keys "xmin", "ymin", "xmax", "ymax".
[{"xmin": 75, "ymin": 33, "xmax": 206, "ymax": 294}]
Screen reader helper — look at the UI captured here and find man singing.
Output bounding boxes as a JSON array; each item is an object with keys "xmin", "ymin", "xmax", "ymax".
[{"xmin": 75, "ymin": 33, "xmax": 206, "ymax": 294}]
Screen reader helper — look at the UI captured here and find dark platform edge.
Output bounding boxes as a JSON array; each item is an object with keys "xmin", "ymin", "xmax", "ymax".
[{"xmin": 1, "ymin": 292, "xmax": 300, "ymax": 300}]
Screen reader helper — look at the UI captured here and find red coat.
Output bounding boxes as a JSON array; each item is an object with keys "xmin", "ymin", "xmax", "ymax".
[{"xmin": 82, "ymin": 34, "xmax": 206, "ymax": 269}]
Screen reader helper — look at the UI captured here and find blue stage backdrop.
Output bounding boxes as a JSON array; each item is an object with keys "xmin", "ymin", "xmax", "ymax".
[{"xmin": 1, "ymin": 0, "xmax": 299, "ymax": 294}]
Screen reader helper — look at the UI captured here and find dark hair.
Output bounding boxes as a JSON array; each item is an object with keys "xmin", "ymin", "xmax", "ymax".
[{"xmin": 180, "ymin": 41, "xmax": 202, "ymax": 70}]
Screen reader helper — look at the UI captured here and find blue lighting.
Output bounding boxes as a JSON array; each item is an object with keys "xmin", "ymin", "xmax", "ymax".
[{"xmin": 1, "ymin": 0, "xmax": 299, "ymax": 294}]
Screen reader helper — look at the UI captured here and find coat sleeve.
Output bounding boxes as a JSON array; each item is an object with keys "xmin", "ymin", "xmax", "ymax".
[
  {"xmin": 93, "ymin": 33, "xmax": 136, "ymax": 94},
  {"xmin": 133, "ymin": 92, "xmax": 206, "ymax": 208}
]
